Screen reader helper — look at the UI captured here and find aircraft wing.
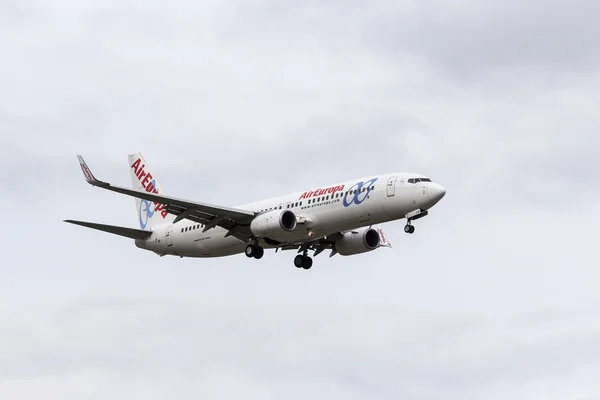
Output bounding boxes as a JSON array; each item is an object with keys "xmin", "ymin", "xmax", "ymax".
[
  {"xmin": 76, "ymin": 155, "xmax": 256, "ymax": 240},
  {"xmin": 281, "ymin": 227, "xmax": 392, "ymax": 258}
]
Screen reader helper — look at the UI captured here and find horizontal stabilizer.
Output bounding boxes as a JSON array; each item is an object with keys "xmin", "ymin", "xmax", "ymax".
[{"xmin": 64, "ymin": 220, "xmax": 152, "ymax": 240}]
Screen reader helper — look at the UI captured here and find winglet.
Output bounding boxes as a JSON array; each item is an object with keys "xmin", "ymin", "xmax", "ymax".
[
  {"xmin": 77, "ymin": 155, "xmax": 102, "ymax": 186},
  {"xmin": 378, "ymin": 227, "xmax": 392, "ymax": 248}
]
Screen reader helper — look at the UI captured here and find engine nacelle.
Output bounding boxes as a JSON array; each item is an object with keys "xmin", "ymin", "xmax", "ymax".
[
  {"xmin": 250, "ymin": 209, "xmax": 297, "ymax": 239},
  {"xmin": 335, "ymin": 227, "xmax": 381, "ymax": 256}
]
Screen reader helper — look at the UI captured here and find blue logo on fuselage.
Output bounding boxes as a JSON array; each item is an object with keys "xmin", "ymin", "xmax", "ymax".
[{"xmin": 343, "ymin": 177, "xmax": 378, "ymax": 207}]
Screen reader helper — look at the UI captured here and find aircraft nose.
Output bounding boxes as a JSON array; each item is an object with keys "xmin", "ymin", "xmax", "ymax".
[{"xmin": 429, "ymin": 183, "xmax": 446, "ymax": 202}]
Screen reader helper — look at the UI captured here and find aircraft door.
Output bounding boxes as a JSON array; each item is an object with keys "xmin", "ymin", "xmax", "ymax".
[
  {"xmin": 387, "ymin": 176, "xmax": 398, "ymax": 197},
  {"xmin": 165, "ymin": 226, "xmax": 173, "ymax": 247}
]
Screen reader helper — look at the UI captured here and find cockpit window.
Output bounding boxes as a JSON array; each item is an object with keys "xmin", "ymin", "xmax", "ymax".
[{"xmin": 408, "ymin": 177, "xmax": 431, "ymax": 183}]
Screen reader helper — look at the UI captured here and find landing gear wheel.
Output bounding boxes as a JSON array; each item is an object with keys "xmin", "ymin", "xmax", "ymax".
[
  {"xmin": 404, "ymin": 224, "xmax": 415, "ymax": 234},
  {"xmin": 245, "ymin": 244, "xmax": 257, "ymax": 258},
  {"xmin": 294, "ymin": 255, "xmax": 304, "ymax": 268},
  {"xmin": 254, "ymin": 246, "xmax": 264, "ymax": 259},
  {"xmin": 302, "ymin": 257, "xmax": 313, "ymax": 270}
]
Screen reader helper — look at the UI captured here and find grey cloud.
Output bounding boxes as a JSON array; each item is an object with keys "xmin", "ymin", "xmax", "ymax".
[
  {"xmin": 368, "ymin": 0, "xmax": 600, "ymax": 79},
  {"xmin": 2, "ymin": 0, "xmax": 600, "ymax": 398},
  {"xmin": 1, "ymin": 300, "xmax": 599, "ymax": 399}
]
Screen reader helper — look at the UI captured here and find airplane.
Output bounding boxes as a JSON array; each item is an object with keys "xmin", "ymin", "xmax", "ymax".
[{"xmin": 65, "ymin": 153, "xmax": 446, "ymax": 270}]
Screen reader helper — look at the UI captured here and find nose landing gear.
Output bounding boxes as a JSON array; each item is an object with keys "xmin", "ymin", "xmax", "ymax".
[{"xmin": 404, "ymin": 209, "xmax": 428, "ymax": 234}]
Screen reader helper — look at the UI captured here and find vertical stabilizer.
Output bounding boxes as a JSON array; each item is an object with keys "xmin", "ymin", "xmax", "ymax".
[{"xmin": 128, "ymin": 153, "xmax": 175, "ymax": 230}]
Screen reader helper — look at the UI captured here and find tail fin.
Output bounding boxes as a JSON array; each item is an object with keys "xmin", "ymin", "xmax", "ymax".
[{"xmin": 128, "ymin": 153, "xmax": 175, "ymax": 230}]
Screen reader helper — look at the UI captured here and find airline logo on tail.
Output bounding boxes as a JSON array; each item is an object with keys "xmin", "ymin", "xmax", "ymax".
[{"xmin": 131, "ymin": 158, "xmax": 169, "ymax": 228}]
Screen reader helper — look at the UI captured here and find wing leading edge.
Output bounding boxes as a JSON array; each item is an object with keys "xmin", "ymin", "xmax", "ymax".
[{"xmin": 75, "ymin": 155, "xmax": 256, "ymax": 241}]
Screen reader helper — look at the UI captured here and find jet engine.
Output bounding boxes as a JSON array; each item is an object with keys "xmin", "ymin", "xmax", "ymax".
[
  {"xmin": 335, "ymin": 227, "xmax": 381, "ymax": 256},
  {"xmin": 250, "ymin": 209, "xmax": 297, "ymax": 239}
]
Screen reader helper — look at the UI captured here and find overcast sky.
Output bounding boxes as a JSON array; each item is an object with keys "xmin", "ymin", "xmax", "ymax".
[{"xmin": 1, "ymin": 0, "xmax": 600, "ymax": 399}]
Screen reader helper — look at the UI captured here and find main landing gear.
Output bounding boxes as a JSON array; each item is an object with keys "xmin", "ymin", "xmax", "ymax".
[
  {"xmin": 245, "ymin": 244, "xmax": 264, "ymax": 259},
  {"xmin": 246, "ymin": 243, "xmax": 313, "ymax": 270},
  {"xmin": 294, "ymin": 254, "xmax": 313, "ymax": 270},
  {"xmin": 404, "ymin": 224, "xmax": 415, "ymax": 234}
]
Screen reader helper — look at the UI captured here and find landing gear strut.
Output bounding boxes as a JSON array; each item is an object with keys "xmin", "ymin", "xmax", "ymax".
[
  {"xmin": 294, "ymin": 254, "xmax": 313, "ymax": 270},
  {"xmin": 245, "ymin": 244, "xmax": 264, "ymax": 259},
  {"xmin": 404, "ymin": 209, "xmax": 428, "ymax": 234}
]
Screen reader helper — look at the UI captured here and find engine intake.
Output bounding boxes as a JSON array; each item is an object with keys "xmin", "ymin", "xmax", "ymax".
[
  {"xmin": 335, "ymin": 227, "xmax": 381, "ymax": 256},
  {"xmin": 250, "ymin": 209, "xmax": 297, "ymax": 239}
]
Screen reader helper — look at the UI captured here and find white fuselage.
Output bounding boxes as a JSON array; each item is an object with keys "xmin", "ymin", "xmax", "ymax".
[{"xmin": 135, "ymin": 173, "xmax": 445, "ymax": 258}]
